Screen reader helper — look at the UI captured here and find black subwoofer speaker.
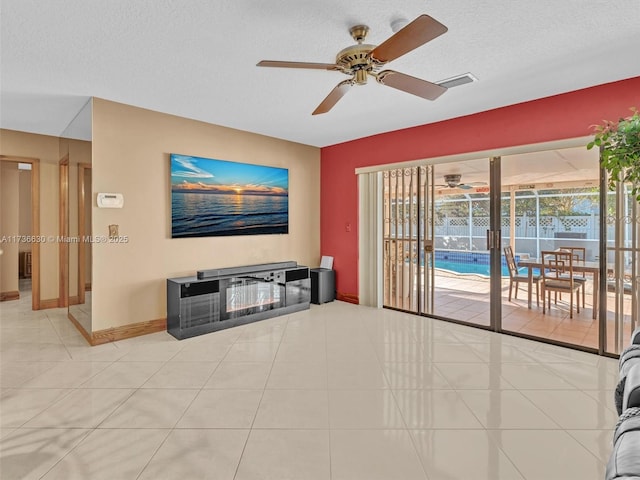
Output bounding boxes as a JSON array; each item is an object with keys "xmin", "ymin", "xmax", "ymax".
[{"xmin": 311, "ymin": 268, "xmax": 335, "ymax": 305}]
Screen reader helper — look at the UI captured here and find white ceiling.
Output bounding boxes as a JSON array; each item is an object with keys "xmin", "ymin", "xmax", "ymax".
[{"xmin": 1, "ymin": 0, "xmax": 639, "ymax": 147}]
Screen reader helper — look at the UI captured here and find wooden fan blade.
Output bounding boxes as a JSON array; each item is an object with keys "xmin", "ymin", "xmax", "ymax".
[
  {"xmin": 257, "ymin": 60, "xmax": 339, "ymax": 70},
  {"xmin": 312, "ymin": 81, "xmax": 352, "ymax": 115},
  {"xmin": 377, "ymin": 70, "xmax": 447, "ymax": 100},
  {"xmin": 370, "ymin": 15, "xmax": 448, "ymax": 64}
]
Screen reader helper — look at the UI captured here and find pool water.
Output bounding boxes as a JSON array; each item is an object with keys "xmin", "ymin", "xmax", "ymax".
[
  {"xmin": 434, "ymin": 260, "xmax": 511, "ymax": 277},
  {"xmin": 431, "ymin": 250, "xmax": 540, "ymax": 278}
]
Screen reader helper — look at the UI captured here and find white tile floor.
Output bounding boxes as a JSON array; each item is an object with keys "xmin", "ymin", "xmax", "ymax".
[{"xmin": 0, "ymin": 297, "xmax": 619, "ymax": 479}]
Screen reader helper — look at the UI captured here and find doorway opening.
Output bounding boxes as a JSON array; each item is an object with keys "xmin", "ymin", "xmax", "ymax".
[{"xmin": 0, "ymin": 155, "xmax": 41, "ymax": 310}]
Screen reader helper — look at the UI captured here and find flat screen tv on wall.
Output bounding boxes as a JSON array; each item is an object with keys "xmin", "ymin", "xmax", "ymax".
[{"xmin": 171, "ymin": 153, "xmax": 289, "ymax": 238}]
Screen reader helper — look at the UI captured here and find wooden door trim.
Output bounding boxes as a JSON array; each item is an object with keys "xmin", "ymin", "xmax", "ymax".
[
  {"xmin": 59, "ymin": 155, "xmax": 69, "ymax": 308},
  {"xmin": 77, "ymin": 163, "xmax": 91, "ymax": 304}
]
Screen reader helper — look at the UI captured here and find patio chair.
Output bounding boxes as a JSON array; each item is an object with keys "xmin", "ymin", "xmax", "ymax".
[
  {"xmin": 557, "ymin": 247, "xmax": 587, "ymax": 307},
  {"xmin": 541, "ymin": 250, "xmax": 582, "ymax": 318},
  {"xmin": 607, "ymin": 278, "xmax": 633, "ymax": 295},
  {"xmin": 504, "ymin": 246, "xmax": 540, "ymax": 306}
]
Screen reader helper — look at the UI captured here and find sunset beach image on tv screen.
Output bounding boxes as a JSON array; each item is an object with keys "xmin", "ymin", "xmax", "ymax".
[{"xmin": 170, "ymin": 154, "xmax": 289, "ymax": 238}]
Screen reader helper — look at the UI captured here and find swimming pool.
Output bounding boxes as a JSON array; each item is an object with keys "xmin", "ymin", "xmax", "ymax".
[
  {"xmin": 433, "ymin": 250, "xmax": 517, "ymax": 277},
  {"xmin": 434, "ymin": 259, "xmax": 511, "ymax": 277}
]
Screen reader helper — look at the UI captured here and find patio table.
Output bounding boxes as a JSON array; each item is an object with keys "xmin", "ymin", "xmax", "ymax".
[{"xmin": 517, "ymin": 258, "xmax": 600, "ymax": 319}]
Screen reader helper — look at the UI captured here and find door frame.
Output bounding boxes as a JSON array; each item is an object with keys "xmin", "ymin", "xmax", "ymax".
[
  {"xmin": 77, "ymin": 163, "xmax": 91, "ymax": 305},
  {"xmin": 58, "ymin": 155, "xmax": 69, "ymax": 308},
  {"xmin": 489, "ymin": 156, "xmax": 502, "ymax": 332}
]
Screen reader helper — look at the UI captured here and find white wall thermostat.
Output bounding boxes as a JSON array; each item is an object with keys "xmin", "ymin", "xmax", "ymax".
[{"xmin": 97, "ymin": 193, "xmax": 124, "ymax": 208}]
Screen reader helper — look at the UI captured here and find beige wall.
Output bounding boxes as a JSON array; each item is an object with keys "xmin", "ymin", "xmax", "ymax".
[
  {"xmin": 39, "ymin": 162, "xmax": 60, "ymax": 301},
  {"xmin": 91, "ymin": 98, "xmax": 321, "ymax": 331},
  {"xmin": 0, "ymin": 129, "xmax": 60, "ymax": 301},
  {"xmin": 1, "ymin": 162, "xmax": 20, "ymax": 294},
  {"xmin": 2, "ymin": 129, "xmax": 61, "ymax": 163}
]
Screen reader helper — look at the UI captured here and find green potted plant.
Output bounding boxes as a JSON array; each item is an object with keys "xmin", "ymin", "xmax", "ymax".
[{"xmin": 587, "ymin": 108, "xmax": 640, "ymax": 200}]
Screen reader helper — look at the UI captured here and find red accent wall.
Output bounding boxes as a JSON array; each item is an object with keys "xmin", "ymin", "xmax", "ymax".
[{"xmin": 320, "ymin": 76, "xmax": 640, "ymax": 301}]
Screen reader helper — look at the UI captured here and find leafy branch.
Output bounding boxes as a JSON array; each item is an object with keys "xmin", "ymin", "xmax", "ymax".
[{"xmin": 587, "ymin": 108, "xmax": 640, "ymax": 200}]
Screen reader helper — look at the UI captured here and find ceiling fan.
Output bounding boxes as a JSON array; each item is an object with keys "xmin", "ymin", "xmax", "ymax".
[
  {"xmin": 436, "ymin": 174, "xmax": 488, "ymax": 190},
  {"xmin": 257, "ymin": 14, "xmax": 449, "ymax": 115}
]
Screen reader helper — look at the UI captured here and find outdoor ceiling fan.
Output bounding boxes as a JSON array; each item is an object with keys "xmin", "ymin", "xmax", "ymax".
[
  {"xmin": 436, "ymin": 174, "xmax": 488, "ymax": 190},
  {"xmin": 256, "ymin": 14, "xmax": 449, "ymax": 115}
]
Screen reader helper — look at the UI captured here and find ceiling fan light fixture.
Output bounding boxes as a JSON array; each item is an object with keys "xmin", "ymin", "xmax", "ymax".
[
  {"xmin": 354, "ymin": 70, "xmax": 368, "ymax": 85},
  {"xmin": 444, "ymin": 173, "xmax": 462, "ymax": 186},
  {"xmin": 390, "ymin": 18, "xmax": 410, "ymax": 33}
]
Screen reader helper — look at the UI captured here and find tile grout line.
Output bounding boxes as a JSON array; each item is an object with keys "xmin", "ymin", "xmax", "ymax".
[
  {"xmin": 323, "ymin": 313, "xmax": 333, "ymax": 480},
  {"xmin": 134, "ymin": 332, "xmax": 239, "ymax": 478},
  {"xmin": 94, "ymin": 339, "xmax": 189, "ymax": 478},
  {"xmin": 232, "ymin": 317, "xmax": 290, "ymax": 480},
  {"xmin": 375, "ymin": 316, "xmax": 431, "ymax": 480}
]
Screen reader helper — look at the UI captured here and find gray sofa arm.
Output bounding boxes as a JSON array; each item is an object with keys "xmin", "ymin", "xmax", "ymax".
[
  {"xmin": 632, "ymin": 326, "xmax": 640, "ymax": 345},
  {"xmin": 624, "ymin": 364, "xmax": 640, "ymax": 411},
  {"xmin": 615, "ymin": 346, "xmax": 640, "ymax": 414},
  {"xmin": 606, "ymin": 408, "xmax": 640, "ymax": 480}
]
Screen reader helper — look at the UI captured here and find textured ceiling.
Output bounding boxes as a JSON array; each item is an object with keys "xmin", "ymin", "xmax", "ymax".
[{"xmin": 1, "ymin": 0, "xmax": 639, "ymax": 147}]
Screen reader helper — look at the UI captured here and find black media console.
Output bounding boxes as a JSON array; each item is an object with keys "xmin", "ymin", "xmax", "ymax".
[{"xmin": 167, "ymin": 261, "xmax": 310, "ymax": 340}]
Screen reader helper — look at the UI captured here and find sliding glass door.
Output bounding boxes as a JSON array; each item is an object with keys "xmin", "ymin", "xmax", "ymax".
[
  {"xmin": 604, "ymin": 182, "xmax": 640, "ymax": 355},
  {"xmin": 382, "ymin": 159, "xmax": 496, "ymax": 328},
  {"xmin": 499, "ymin": 147, "xmax": 601, "ymax": 349},
  {"xmin": 376, "ymin": 143, "xmax": 639, "ymax": 356},
  {"xmin": 431, "ymin": 160, "xmax": 493, "ymax": 326},
  {"xmin": 383, "ymin": 166, "xmax": 432, "ymax": 314}
]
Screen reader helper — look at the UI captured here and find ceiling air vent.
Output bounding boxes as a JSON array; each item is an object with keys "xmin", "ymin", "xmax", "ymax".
[{"xmin": 437, "ymin": 72, "xmax": 478, "ymax": 89}]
